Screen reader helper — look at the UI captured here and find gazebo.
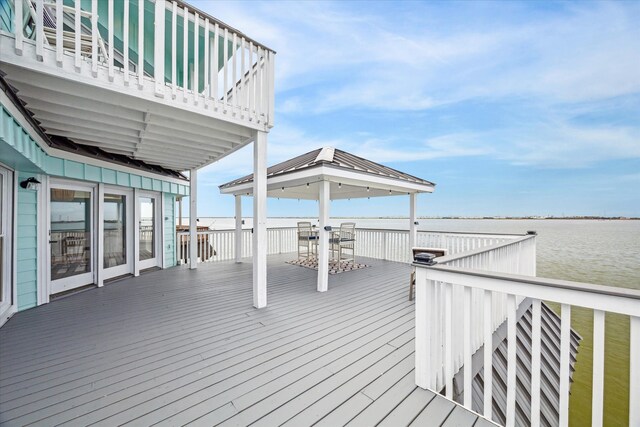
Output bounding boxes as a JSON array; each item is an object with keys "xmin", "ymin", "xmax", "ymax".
[{"xmin": 219, "ymin": 147, "xmax": 435, "ymax": 305}]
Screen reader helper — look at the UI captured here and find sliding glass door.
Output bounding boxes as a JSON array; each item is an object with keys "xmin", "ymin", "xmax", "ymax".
[{"xmin": 49, "ymin": 182, "xmax": 94, "ymax": 293}]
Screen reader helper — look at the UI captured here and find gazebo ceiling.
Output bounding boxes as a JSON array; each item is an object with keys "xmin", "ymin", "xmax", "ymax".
[{"xmin": 219, "ymin": 147, "xmax": 436, "ymax": 200}]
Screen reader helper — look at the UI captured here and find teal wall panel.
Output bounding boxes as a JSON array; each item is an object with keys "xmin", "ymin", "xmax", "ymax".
[
  {"xmin": 85, "ymin": 165, "xmax": 101, "ymax": 182},
  {"xmin": 164, "ymin": 193, "xmax": 176, "ymax": 268},
  {"xmin": 16, "ymin": 173, "xmax": 38, "ymax": 311},
  {"xmin": 65, "ymin": 160, "xmax": 83, "ymax": 179}
]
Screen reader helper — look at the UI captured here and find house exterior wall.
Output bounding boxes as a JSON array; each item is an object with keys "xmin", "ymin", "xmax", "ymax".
[{"xmin": 1, "ymin": 101, "xmax": 186, "ymax": 312}]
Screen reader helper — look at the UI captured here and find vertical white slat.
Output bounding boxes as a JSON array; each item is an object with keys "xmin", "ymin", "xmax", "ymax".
[
  {"xmin": 90, "ymin": 0, "xmax": 98, "ymax": 77},
  {"xmin": 232, "ymin": 31, "xmax": 238, "ymax": 110},
  {"xmin": 74, "ymin": 0, "xmax": 81, "ymax": 69},
  {"xmin": 558, "ymin": 303, "xmax": 571, "ymax": 427},
  {"xmin": 592, "ymin": 309, "xmax": 605, "ymax": 427},
  {"xmin": 211, "ymin": 23, "xmax": 219, "ymax": 104},
  {"xmin": 138, "ymin": 0, "xmax": 144, "ymax": 87},
  {"xmin": 193, "ymin": 12, "xmax": 199, "ymax": 101},
  {"xmin": 223, "ymin": 27, "xmax": 229, "ymax": 107},
  {"xmin": 531, "ymin": 299, "xmax": 542, "ymax": 426},
  {"xmin": 108, "ymin": 0, "xmax": 114, "ymax": 79},
  {"xmin": 630, "ymin": 316, "xmax": 640, "ymax": 427},
  {"xmin": 483, "ymin": 289, "xmax": 493, "ymax": 419},
  {"xmin": 268, "ymin": 49, "xmax": 275, "ymax": 126},
  {"xmin": 171, "ymin": 1, "xmax": 177, "ymax": 97},
  {"xmin": 506, "ymin": 294, "xmax": 517, "ymax": 427},
  {"xmin": 256, "ymin": 47, "xmax": 264, "ymax": 120},
  {"xmin": 182, "ymin": 6, "xmax": 189, "ymax": 96},
  {"xmin": 153, "ymin": 0, "xmax": 165, "ymax": 95},
  {"xmin": 415, "ymin": 269, "xmax": 432, "ymax": 390},
  {"xmin": 444, "ymin": 282, "xmax": 453, "ymax": 399},
  {"xmin": 248, "ymin": 41, "xmax": 254, "ymax": 118},
  {"xmin": 203, "ymin": 18, "xmax": 209, "ymax": 99},
  {"xmin": 240, "ymin": 37, "xmax": 246, "ymax": 114},
  {"xmin": 35, "ymin": 0, "xmax": 44, "ymax": 60},
  {"xmin": 56, "ymin": 0, "xmax": 63, "ymax": 64},
  {"xmin": 463, "ymin": 286, "xmax": 472, "ymax": 409},
  {"xmin": 123, "ymin": 0, "xmax": 130, "ymax": 83},
  {"xmin": 14, "ymin": 0, "xmax": 24, "ymax": 54}
]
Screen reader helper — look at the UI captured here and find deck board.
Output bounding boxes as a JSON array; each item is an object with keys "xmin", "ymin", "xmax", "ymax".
[{"xmin": 0, "ymin": 254, "xmax": 487, "ymax": 426}]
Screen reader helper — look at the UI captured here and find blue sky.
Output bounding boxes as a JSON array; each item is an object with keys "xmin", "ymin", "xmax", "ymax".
[{"xmin": 191, "ymin": 0, "xmax": 640, "ymax": 218}]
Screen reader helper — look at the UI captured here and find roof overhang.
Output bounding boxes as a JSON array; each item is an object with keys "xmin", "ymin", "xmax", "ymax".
[{"xmin": 220, "ymin": 164, "xmax": 435, "ymax": 200}]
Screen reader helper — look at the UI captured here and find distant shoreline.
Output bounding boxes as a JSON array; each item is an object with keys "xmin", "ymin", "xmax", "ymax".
[{"xmin": 195, "ymin": 216, "xmax": 639, "ymax": 220}]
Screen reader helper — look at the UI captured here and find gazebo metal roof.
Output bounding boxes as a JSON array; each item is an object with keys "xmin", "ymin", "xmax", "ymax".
[{"xmin": 219, "ymin": 147, "xmax": 436, "ymax": 200}]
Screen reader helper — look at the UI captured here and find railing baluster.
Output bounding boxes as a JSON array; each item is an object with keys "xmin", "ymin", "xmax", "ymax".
[
  {"xmin": 138, "ymin": 0, "xmax": 144, "ymax": 87},
  {"xmin": 193, "ymin": 12, "xmax": 199, "ymax": 102},
  {"xmin": 463, "ymin": 285, "xmax": 472, "ymax": 409},
  {"xmin": 631, "ymin": 316, "xmax": 640, "ymax": 426},
  {"xmin": 415, "ymin": 270, "xmax": 432, "ymax": 389},
  {"xmin": 123, "ymin": 0, "xmax": 129, "ymax": 83},
  {"xmin": 212, "ymin": 23, "xmax": 219, "ymax": 104},
  {"xmin": 35, "ymin": 0, "xmax": 44, "ymax": 60},
  {"xmin": 74, "ymin": 0, "xmax": 82, "ymax": 68},
  {"xmin": 56, "ymin": 0, "xmax": 63, "ymax": 65},
  {"xmin": 153, "ymin": 0, "xmax": 165, "ymax": 94},
  {"xmin": 223, "ymin": 27, "xmax": 229, "ymax": 106},
  {"xmin": 559, "ymin": 303, "xmax": 571, "ymax": 427},
  {"xmin": 445, "ymin": 282, "xmax": 453, "ymax": 399},
  {"xmin": 232, "ymin": 31, "xmax": 238, "ymax": 111},
  {"xmin": 248, "ymin": 41, "xmax": 254, "ymax": 118},
  {"xmin": 592, "ymin": 309, "xmax": 605, "ymax": 427},
  {"xmin": 506, "ymin": 294, "xmax": 517, "ymax": 427},
  {"xmin": 108, "ymin": 0, "xmax": 114, "ymax": 79},
  {"xmin": 14, "ymin": 0, "xmax": 23, "ymax": 54},
  {"xmin": 531, "ymin": 299, "xmax": 542, "ymax": 426},
  {"xmin": 240, "ymin": 37, "xmax": 246, "ymax": 115},
  {"xmin": 182, "ymin": 6, "xmax": 188, "ymax": 96},
  {"xmin": 171, "ymin": 1, "xmax": 177, "ymax": 97},
  {"xmin": 204, "ymin": 18, "xmax": 209, "ymax": 99},
  {"xmin": 483, "ymin": 289, "xmax": 493, "ymax": 419}
]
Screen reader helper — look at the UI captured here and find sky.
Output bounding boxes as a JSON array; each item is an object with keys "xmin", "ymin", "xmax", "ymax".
[{"xmin": 190, "ymin": 0, "xmax": 640, "ymax": 218}]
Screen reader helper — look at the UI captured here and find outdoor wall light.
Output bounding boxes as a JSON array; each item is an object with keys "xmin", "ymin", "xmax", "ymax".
[
  {"xmin": 281, "ymin": 187, "xmax": 284, "ymax": 192},
  {"xmin": 306, "ymin": 183, "xmax": 309, "ymax": 187},
  {"xmin": 20, "ymin": 177, "xmax": 41, "ymax": 190},
  {"xmin": 338, "ymin": 183, "xmax": 342, "ymax": 189},
  {"xmin": 366, "ymin": 186, "xmax": 370, "ymax": 192}
]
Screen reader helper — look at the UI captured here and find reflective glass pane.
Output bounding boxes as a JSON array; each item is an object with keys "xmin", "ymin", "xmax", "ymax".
[
  {"xmin": 104, "ymin": 194, "xmax": 126, "ymax": 268},
  {"xmin": 50, "ymin": 189, "xmax": 91, "ymax": 280},
  {"xmin": 139, "ymin": 197, "xmax": 155, "ymax": 261}
]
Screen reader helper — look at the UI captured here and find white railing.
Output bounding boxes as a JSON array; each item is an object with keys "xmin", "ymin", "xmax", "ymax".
[
  {"xmin": 414, "ymin": 251, "xmax": 640, "ymax": 427},
  {"xmin": 7, "ymin": 0, "xmax": 275, "ymax": 127},
  {"xmin": 175, "ymin": 227, "xmax": 527, "ymax": 265}
]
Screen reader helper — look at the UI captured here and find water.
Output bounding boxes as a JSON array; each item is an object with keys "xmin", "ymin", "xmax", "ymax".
[{"xmin": 198, "ymin": 217, "xmax": 639, "ymax": 425}]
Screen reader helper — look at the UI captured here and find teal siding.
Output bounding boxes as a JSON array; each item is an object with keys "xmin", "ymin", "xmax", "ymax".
[
  {"xmin": 163, "ymin": 194, "xmax": 176, "ymax": 268},
  {"xmin": 16, "ymin": 175, "xmax": 38, "ymax": 311}
]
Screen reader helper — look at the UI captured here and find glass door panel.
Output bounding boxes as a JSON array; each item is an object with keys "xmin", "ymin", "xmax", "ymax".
[
  {"xmin": 0, "ymin": 167, "xmax": 12, "ymax": 320},
  {"xmin": 139, "ymin": 197, "xmax": 155, "ymax": 261},
  {"xmin": 104, "ymin": 194, "xmax": 127, "ymax": 268},
  {"xmin": 50, "ymin": 185, "xmax": 94, "ymax": 293}
]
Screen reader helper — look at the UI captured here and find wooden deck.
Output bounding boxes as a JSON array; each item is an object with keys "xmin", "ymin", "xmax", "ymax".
[{"xmin": 0, "ymin": 255, "xmax": 489, "ymax": 426}]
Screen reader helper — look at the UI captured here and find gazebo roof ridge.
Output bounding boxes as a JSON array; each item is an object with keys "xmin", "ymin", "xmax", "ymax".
[{"xmin": 219, "ymin": 146, "xmax": 436, "ymax": 191}]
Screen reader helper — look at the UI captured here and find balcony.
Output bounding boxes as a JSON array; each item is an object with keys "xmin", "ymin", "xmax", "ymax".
[{"xmin": 0, "ymin": 0, "xmax": 275, "ymax": 171}]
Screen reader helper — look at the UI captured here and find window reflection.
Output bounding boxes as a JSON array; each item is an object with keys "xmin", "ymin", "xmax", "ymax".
[
  {"xmin": 50, "ymin": 189, "xmax": 91, "ymax": 280},
  {"xmin": 104, "ymin": 194, "xmax": 126, "ymax": 268}
]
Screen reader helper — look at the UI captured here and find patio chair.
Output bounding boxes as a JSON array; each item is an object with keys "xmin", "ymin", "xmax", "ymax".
[
  {"xmin": 297, "ymin": 222, "xmax": 317, "ymax": 259},
  {"xmin": 330, "ymin": 222, "xmax": 356, "ymax": 263},
  {"xmin": 409, "ymin": 247, "xmax": 447, "ymax": 301}
]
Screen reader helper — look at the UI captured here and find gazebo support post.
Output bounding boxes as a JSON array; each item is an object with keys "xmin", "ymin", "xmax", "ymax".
[
  {"xmin": 317, "ymin": 180, "xmax": 330, "ymax": 292},
  {"xmin": 409, "ymin": 193, "xmax": 417, "ymax": 255},
  {"xmin": 235, "ymin": 195, "xmax": 242, "ymax": 263},
  {"xmin": 253, "ymin": 131, "xmax": 268, "ymax": 308},
  {"xmin": 189, "ymin": 169, "xmax": 198, "ymax": 270}
]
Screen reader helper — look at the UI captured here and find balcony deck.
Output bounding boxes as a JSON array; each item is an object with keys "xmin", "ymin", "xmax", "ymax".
[{"xmin": 0, "ymin": 254, "xmax": 489, "ymax": 426}]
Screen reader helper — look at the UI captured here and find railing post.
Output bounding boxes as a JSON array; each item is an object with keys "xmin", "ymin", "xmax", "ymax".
[
  {"xmin": 559, "ymin": 304, "xmax": 571, "ymax": 427},
  {"xmin": 253, "ymin": 132, "xmax": 268, "ymax": 308},
  {"xmin": 235, "ymin": 195, "xmax": 242, "ymax": 263},
  {"xmin": 189, "ymin": 169, "xmax": 198, "ymax": 269}
]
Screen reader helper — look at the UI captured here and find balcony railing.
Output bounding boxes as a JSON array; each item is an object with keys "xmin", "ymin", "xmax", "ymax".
[
  {"xmin": 414, "ymin": 245, "xmax": 640, "ymax": 427},
  {"xmin": 174, "ymin": 227, "xmax": 528, "ymax": 265},
  {"xmin": 5, "ymin": 0, "xmax": 275, "ymax": 128}
]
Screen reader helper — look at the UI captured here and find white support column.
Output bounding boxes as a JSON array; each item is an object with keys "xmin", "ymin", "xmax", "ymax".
[
  {"xmin": 409, "ymin": 193, "xmax": 417, "ymax": 255},
  {"xmin": 235, "ymin": 195, "xmax": 242, "ymax": 263},
  {"xmin": 630, "ymin": 316, "xmax": 640, "ymax": 427},
  {"xmin": 189, "ymin": 169, "xmax": 198, "ymax": 270},
  {"xmin": 317, "ymin": 180, "xmax": 330, "ymax": 293},
  {"xmin": 178, "ymin": 196, "xmax": 183, "ymax": 226},
  {"xmin": 133, "ymin": 188, "xmax": 140, "ymax": 277},
  {"xmin": 253, "ymin": 132, "xmax": 267, "ymax": 308}
]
